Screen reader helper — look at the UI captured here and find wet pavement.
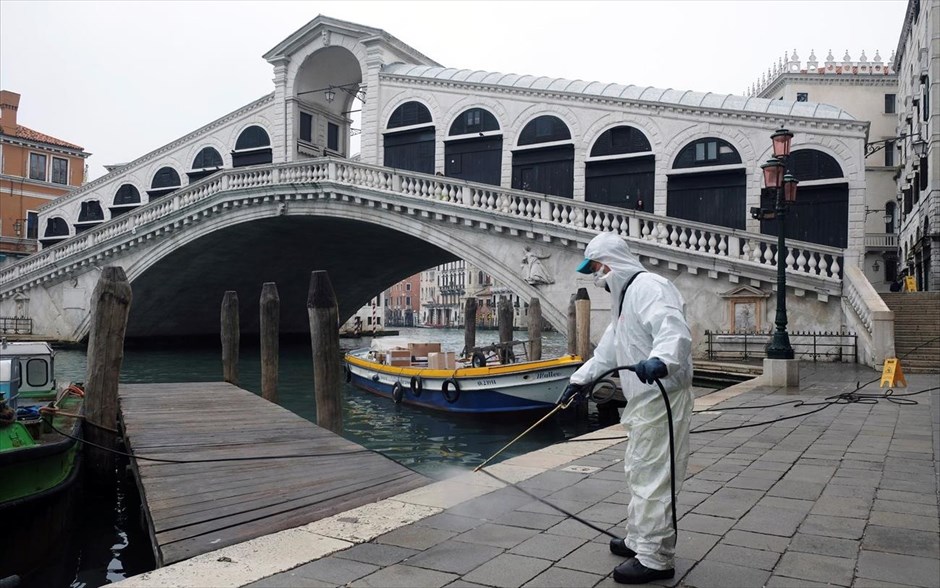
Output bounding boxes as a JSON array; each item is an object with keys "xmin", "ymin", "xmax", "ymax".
[{"xmin": 117, "ymin": 362, "xmax": 939, "ymax": 588}]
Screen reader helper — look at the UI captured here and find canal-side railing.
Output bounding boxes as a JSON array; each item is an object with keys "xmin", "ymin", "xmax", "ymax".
[
  {"xmin": 1, "ymin": 158, "xmax": 844, "ymax": 296},
  {"xmin": 704, "ymin": 329, "xmax": 857, "ymax": 362},
  {"xmin": 0, "ymin": 317, "xmax": 32, "ymax": 335}
]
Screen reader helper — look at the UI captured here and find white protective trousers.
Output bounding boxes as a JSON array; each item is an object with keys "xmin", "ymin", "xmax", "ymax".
[{"xmin": 570, "ymin": 232, "xmax": 694, "ymax": 571}]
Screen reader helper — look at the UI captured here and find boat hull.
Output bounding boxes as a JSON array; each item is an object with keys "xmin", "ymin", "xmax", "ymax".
[{"xmin": 345, "ymin": 352, "xmax": 582, "ymax": 413}]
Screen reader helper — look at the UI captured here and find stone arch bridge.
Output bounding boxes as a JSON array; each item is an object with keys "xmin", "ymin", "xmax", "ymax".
[{"xmin": 1, "ymin": 159, "xmax": 871, "ymax": 361}]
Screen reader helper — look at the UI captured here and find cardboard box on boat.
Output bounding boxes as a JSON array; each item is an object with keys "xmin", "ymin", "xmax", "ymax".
[
  {"xmin": 408, "ymin": 343, "xmax": 442, "ymax": 358},
  {"xmin": 428, "ymin": 351, "xmax": 456, "ymax": 370},
  {"xmin": 387, "ymin": 349, "xmax": 412, "ymax": 366}
]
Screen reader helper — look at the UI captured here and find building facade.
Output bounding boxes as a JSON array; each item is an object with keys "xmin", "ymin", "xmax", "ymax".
[
  {"xmin": 894, "ymin": 0, "xmax": 939, "ymax": 290},
  {"xmin": 751, "ymin": 49, "xmax": 901, "ymax": 291},
  {"xmin": 384, "ymin": 272, "xmax": 420, "ymax": 326},
  {"xmin": 0, "ymin": 90, "xmax": 89, "ymax": 264}
]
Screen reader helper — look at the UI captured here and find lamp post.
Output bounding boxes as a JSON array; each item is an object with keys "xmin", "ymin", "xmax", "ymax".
[{"xmin": 760, "ymin": 128, "xmax": 799, "ymax": 360}]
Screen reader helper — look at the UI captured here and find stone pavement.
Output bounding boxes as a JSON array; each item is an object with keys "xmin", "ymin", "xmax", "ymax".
[{"xmin": 117, "ymin": 363, "xmax": 939, "ymax": 588}]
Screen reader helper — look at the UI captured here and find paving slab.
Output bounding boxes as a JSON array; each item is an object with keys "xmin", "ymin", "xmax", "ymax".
[
  {"xmin": 774, "ymin": 551, "xmax": 855, "ymax": 586},
  {"xmin": 856, "ymin": 550, "xmax": 940, "ymax": 587}
]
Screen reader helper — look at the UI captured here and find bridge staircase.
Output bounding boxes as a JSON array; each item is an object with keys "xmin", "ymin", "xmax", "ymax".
[{"xmin": 880, "ymin": 292, "xmax": 940, "ymax": 373}]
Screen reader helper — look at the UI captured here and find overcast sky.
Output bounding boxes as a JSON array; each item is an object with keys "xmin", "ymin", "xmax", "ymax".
[{"xmin": 0, "ymin": 0, "xmax": 907, "ymax": 181}]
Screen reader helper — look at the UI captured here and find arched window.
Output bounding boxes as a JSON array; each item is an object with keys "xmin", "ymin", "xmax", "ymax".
[
  {"xmin": 148, "ymin": 166, "xmax": 182, "ymax": 199},
  {"xmin": 512, "ymin": 116, "xmax": 573, "ymax": 198},
  {"xmin": 233, "ymin": 125, "xmax": 272, "ymax": 168},
  {"xmin": 445, "ymin": 108, "xmax": 502, "ymax": 186},
  {"xmin": 387, "ymin": 102, "xmax": 432, "ymax": 129},
  {"xmin": 586, "ymin": 126, "xmax": 654, "ymax": 212},
  {"xmin": 75, "ymin": 200, "xmax": 105, "ymax": 233},
  {"xmin": 384, "ymin": 102, "xmax": 434, "ymax": 174},
  {"xmin": 673, "ymin": 138, "xmax": 742, "ymax": 168},
  {"xmin": 188, "ymin": 146, "xmax": 224, "ymax": 182},
  {"xmin": 667, "ymin": 137, "xmax": 746, "ymax": 229},
  {"xmin": 762, "ymin": 148, "xmax": 848, "ymax": 248},
  {"xmin": 43, "ymin": 217, "xmax": 69, "ymax": 237},
  {"xmin": 110, "ymin": 184, "xmax": 140, "ymax": 218}
]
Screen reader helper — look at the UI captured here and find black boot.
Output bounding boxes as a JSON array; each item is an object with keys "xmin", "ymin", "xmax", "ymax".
[
  {"xmin": 613, "ymin": 558, "xmax": 674, "ymax": 584},
  {"xmin": 609, "ymin": 537, "xmax": 636, "ymax": 558}
]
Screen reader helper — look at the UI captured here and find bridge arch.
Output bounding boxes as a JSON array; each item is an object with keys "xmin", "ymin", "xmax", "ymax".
[{"xmin": 70, "ymin": 198, "xmax": 567, "ymax": 341}]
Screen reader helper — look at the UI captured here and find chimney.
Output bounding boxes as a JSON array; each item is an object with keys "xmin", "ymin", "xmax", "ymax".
[{"xmin": 0, "ymin": 90, "xmax": 21, "ymax": 127}]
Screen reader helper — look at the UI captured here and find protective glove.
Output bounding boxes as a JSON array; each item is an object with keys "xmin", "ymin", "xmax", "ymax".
[
  {"xmin": 557, "ymin": 382, "xmax": 588, "ymax": 406},
  {"xmin": 632, "ymin": 357, "xmax": 668, "ymax": 384}
]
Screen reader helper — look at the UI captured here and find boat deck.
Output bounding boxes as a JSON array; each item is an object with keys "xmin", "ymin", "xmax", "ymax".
[{"xmin": 118, "ymin": 382, "xmax": 429, "ymax": 567}]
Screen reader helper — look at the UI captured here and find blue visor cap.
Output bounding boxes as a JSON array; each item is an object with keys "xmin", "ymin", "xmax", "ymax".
[{"xmin": 576, "ymin": 259, "xmax": 594, "ymax": 274}]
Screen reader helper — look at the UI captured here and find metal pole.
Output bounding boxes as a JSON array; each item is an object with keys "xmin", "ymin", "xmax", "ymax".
[{"xmin": 766, "ymin": 173, "xmax": 794, "ymax": 359}]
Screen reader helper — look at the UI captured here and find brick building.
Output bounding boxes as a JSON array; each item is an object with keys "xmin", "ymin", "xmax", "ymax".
[{"xmin": 0, "ymin": 90, "xmax": 90, "ymax": 263}]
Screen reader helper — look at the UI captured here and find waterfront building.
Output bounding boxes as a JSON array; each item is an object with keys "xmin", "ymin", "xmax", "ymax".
[
  {"xmin": 893, "ymin": 0, "xmax": 939, "ymax": 290},
  {"xmin": 384, "ymin": 272, "xmax": 420, "ymax": 327},
  {"xmin": 0, "ymin": 90, "xmax": 90, "ymax": 264},
  {"xmin": 751, "ymin": 49, "xmax": 900, "ymax": 292}
]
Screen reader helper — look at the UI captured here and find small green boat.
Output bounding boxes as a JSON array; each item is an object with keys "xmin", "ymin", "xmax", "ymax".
[{"xmin": 1, "ymin": 341, "xmax": 84, "ymax": 585}]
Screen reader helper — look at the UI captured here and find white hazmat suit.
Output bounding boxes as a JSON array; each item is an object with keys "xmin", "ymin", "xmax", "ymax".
[{"xmin": 569, "ymin": 232, "xmax": 693, "ymax": 571}]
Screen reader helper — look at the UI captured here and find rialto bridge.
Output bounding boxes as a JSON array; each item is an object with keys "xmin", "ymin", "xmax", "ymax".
[
  {"xmin": 0, "ymin": 15, "xmax": 896, "ymax": 365},
  {"xmin": 0, "ymin": 159, "xmax": 891, "ymax": 366}
]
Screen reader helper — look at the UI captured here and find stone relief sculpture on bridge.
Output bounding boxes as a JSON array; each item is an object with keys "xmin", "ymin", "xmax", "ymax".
[{"xmin": 521, "ymin": 246, "xmax": 554, "ymax": 286}]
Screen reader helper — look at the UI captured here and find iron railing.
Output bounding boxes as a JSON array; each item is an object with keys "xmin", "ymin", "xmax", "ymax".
[
  {"xmin": 704, "ymin": 330, "xmax": 857, "ymax": 362},
  {"xmin": 0, "ymin": 317, "xmax": 32, "ymax": 335}
]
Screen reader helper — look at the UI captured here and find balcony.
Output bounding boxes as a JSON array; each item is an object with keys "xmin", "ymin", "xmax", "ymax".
[{"xmin": 864, "ymin": 233, "xmax": 897, "ymax": 250}]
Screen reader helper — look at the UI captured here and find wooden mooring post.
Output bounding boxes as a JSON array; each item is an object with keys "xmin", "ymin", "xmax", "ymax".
[
  {"xmin": 574, "ymin": 287, "xmax": 592, "ymax": 420},
  {"xmin": 567, "ymin": 293, "xmax": 577, "ymax": 356},
  {"xmin": 221, "ymin": 290, "xmax": 239, "ymax": 385},
  {"xmin": 85, "ymin": 266, "xmax": 132, "ymax": 480},
  {"xmin": 498, "ymin": 296, "xmax": 513, "ymax": 364},
  {"xmin": 463, "ymin": 297, "xmax": 477, "ymax": 357},
  {"xmin": 575, "ymin": 287, "xmax": 592, "ymax": 361},
  {"xmin": 260, "ymin": 282, "xmax": 279, "ymax": 403},
  {"xmin": 527, "ymin": 297, "xmax": 542, "ymax": 361},
  {"xmin": 307, "ymin": 271, "xmax": 342, "ymax": 434}
]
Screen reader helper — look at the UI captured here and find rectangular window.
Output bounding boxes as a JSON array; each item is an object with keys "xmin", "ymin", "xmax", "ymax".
[
  {"xmin": 327, "ymin": 122, "xmax": 339, "ymax": 151},
  {"xmin": 884, "ymin": 94, "xmax": 896, "ymax": 113},
  {"xmin": 796, "ymin": 92, "xmax": 808, "ymax": 102},
  {"xmin": 29, "ymin": 153, "xmax": 46, "ymax": 181},
  {"xmin": 27, "ymin": 211, "xmax": 38, "ymax": 239},
  {"xmin": 300, "ymin": 112, "xmax": 313, "ymax": 142},
  {"xmin": 406, "ymin": 296, "xmax": 411, "ymax": 307},
  {"xmin": 884, "ymin": 140, "xmax": 895, "ymax": 166},
  {"xmin": 405, "ymin": 283, "xmax": 411, "ymax": 291},
  {"xmin": 924, "ymin": 78, "xmax": 930, "ymax": 122},
  {"xmin": 51, "ymin": 157, "xmax": 68, "ymax": 185},
  {"xmin": 695, "ymin": 143, "xmax": 705, "ymax": 161},
  {"xmin": 707, "ymin": 141, "xmax": 717, "ymax": 160}
]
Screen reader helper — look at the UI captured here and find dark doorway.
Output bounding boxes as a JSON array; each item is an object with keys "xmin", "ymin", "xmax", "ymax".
[
  {"xmin": 585, "ymin": 156, "xmax": 654, "ymax": 212},
  {"xmin": 761, "ymin": 183, "xmax": 849, "ymax": 248},
  {"xmin": 445, "ymin": 136, "xmax": 502, "ymax": 185},
  {"xmin": 667, "ymin": 169, "xmax": 747, "ymax": 230},
  {"xmin": 511, "ymin": 145, "xmax": 574, "ymax": 198},
  {"xmin": 384, "ymin": 128, "xmax": 435, "ymax": 174}
]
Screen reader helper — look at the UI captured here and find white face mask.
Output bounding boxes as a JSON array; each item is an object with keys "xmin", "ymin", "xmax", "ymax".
[{"xmin": 592, "ymin": 268, "xmax": 611, "ymax": 290}]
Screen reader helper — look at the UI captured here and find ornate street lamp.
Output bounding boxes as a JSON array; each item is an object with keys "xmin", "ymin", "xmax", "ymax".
[{"xmin": 761, "ymin": 128, "xmax": 797, "ymax": 360}]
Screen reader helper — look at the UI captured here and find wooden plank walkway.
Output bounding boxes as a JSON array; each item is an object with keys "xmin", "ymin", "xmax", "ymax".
[{"xmin": 118, "ymin": 382, "xmax": 430, "ymax": 567}]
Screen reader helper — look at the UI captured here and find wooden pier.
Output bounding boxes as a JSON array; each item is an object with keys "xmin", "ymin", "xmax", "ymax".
[{"xmin": 118, "ymin": 382, "xmax": 429, "ymax": 567}]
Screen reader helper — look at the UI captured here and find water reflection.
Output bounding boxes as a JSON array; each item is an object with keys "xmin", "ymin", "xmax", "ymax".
[{"xmin": 54, "ymin": 327, "xmax": 589, "ymax": 480}]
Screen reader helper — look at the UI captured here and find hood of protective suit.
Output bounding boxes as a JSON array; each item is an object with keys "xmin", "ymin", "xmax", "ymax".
[{"xmin": 582, "ymin": 232, "xmax": 646, "ymax": 317}]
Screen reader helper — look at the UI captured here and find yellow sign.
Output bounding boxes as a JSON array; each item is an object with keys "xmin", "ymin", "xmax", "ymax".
[
  {"xmin": 903, "ymin": 276, "xmax": 917, "ymax": 292},
  {"xmin": 880, "ymin": 358, "xmax": 907, "ymax": 388}
]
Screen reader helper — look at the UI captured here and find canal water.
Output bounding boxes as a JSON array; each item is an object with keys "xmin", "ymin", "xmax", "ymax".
[{"xmin": 57, "ymin": 327, "xmax": 607, "ymax": 587}]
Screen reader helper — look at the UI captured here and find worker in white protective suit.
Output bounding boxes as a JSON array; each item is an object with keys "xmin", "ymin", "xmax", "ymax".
[{"xmin": 559, "ymin": 231, "xmax": 693, "ymax": 584}]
